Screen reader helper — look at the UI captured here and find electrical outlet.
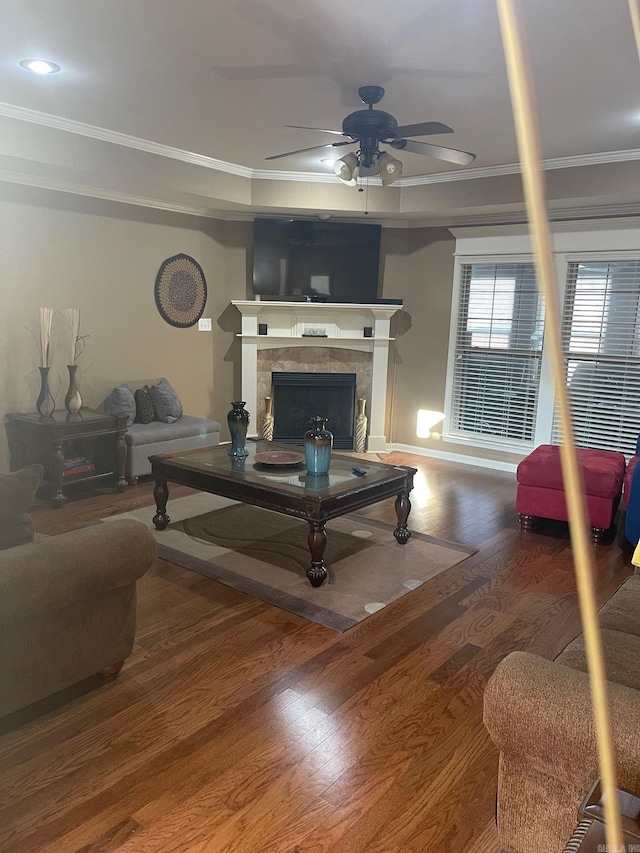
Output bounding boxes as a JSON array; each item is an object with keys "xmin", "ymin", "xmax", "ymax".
[{"xmin": 198, "ymin": 318, "xmax": 212, "ymax": 331}]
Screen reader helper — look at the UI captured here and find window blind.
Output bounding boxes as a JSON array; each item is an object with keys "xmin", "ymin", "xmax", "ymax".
[
  {"xmin": 552, "ymin": 260, "xmax": 640, "ymax": 456},
  {"xmin": 449, "ymin": 263, "xmax": 544, "ymax": 445}
]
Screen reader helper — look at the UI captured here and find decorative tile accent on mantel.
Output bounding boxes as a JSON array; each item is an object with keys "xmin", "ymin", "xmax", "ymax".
[{"xmin": 257, "ymin": 347, "xmax": 372, "ymax": 424}]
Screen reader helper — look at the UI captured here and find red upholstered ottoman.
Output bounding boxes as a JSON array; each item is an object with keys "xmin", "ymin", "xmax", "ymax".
[{"xmin": 516, "ymin": 444, "xmax": 626, "ymax": 543}]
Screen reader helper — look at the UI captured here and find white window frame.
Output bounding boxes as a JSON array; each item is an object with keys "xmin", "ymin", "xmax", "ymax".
[
  {"xmin": 551, "ymin": 250, "xmax": 640, "ymax": 455},
  {"xmin": 444, "ymin": 252, "xmax": 544, "ymax": 452},
  {"xmin": 444, "ymin": 219, "xmax": 640, "ymax": 455}
]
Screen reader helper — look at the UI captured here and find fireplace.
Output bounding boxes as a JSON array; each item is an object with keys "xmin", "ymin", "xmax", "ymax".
[
  {"xmin": 272, "ymin": 372, "xmax": 356, "ymax": 449},
  {"xmin": 232, "ymin": 300, "xmax": 402, "ymax": 451}
]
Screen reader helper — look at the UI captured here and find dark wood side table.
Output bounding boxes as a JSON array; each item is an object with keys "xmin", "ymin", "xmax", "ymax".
[{"xmin": 5, "ymin": 409, "xmax": 128, "ymax": 507}]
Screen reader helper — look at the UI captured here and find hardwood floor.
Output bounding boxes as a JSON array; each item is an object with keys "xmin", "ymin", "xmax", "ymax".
[{"xmin": 0, "ymin": 453, "xmax": 633, "ymax": 853}]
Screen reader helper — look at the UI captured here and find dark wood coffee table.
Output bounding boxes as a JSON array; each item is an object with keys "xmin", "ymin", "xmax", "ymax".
[{"xmin": 149, "ymin": 441, "xmax": 416, "ymax": 587}]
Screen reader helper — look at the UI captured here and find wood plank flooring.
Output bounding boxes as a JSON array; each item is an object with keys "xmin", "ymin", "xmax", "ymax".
[{"xmin": 0, "ymin": 452, "xmax": 633, "ymax": 853}]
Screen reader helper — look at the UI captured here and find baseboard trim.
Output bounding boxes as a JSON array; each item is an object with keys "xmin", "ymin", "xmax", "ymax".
[{"xmin": 387, "ymin": 443, "xmax": 520, "ymax": 473}]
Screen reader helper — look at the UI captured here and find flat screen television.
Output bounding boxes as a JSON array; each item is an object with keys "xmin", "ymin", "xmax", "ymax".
[{"xmin": 252, "ymin": 218, "xmax": 382, "ymax": 304}]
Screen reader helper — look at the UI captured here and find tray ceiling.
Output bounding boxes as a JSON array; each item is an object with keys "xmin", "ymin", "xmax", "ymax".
[{"xmin": 1, "ymin": 0, "xmax": 638, "ymax": 223}]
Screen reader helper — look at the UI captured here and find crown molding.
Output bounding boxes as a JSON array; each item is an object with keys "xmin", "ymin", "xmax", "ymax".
[
  {"xmin": 3, "ymin": 101, "xmax": 639, "ymax": 190},
  {"xmin": 252, "ymin": 168, "xmax": 340, "ymax": 183},
  {"xmin": 3, "ymin": 166, "xmax": 639, "ymax": 229},
  {"xmin": 0, "ymin": 102, "xmax": 253, "ymax": 178},
  {"xmin": 0, "ymin": 169, "xmax": 224, "ymax": 218},
  {"xmin": 398, "ymin": 148, "xmax": 640, "ymax": 186},
  {"xmin": 412, "ymin": 202, "xmax": 640, "ymax": 228}
]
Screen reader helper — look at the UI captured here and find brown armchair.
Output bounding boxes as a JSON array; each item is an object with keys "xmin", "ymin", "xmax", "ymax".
[
  {"xmin": 484, "ymin": 571, "xmax": 640, "ymax": 852},
  {"xmin": 0, "ymin": 465, "xmax": 156, "ymax": 718}
]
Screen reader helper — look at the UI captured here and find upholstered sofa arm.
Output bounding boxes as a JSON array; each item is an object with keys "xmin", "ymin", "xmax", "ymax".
[
  {"xmin": 0, "ymin": 519, "xmax": 156, "ymax": 626},
  {"xmin": 625, "ymin": 456, "xmax": 640, "ymax": 545},
  {"xmin": 484, "ymin": 652, "xmax": 640, "ymax": 791}
]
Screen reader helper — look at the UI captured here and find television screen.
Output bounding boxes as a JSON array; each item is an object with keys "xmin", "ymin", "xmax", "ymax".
[{"xmin": 252, "ymin": 218, "xmax": 382, "ymax": 303}]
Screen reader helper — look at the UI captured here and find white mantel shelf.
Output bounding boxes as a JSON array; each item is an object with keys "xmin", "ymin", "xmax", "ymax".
[
  {"xmin": 231, "ymin": 300, "xmax": 403, "ymax": 452},
  {"xmin": 236, "ymin": 335, "xmax": 394, "ymax": 341},
  {"xmin": 231, "ymin": 300, "xmax": 401, "ymax": 314}
]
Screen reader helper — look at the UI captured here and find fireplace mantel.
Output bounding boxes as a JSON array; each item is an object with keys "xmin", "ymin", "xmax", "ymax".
[{"xmin": 231, "ymin": 300, "xmax": 402, "ymax": 451}]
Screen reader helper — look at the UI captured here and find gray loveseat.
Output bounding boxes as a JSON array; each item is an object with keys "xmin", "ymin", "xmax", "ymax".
[
  {"xmin": 103, "ymin": 380, "xmax": 221, "ymax": 482},
  {"xmin": 125, "ymin": 415, "xmax": 221, "ymax": 480}
]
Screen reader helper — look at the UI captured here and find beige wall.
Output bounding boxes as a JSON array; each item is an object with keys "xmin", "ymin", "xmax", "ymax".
[
  {"xmin": 381, "ymin": 227, "xmax": 454, "ymax": 447},
  {"xmin": 0, "ymin": 184, "xmax": 251, "ymax": 471},
  {"xmin": 1, "ymin": 184, "xmax": 518, "ymax": 474},
  {"xmin": 381, "ymin": 226, "xmax": 523, "ymax": 466}
]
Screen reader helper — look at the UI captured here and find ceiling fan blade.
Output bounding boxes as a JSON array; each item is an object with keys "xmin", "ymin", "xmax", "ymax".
[
  {"xmin": 265, "ymin": 140, "xmax": 354, "ymax": 161},
  {"xmin": 285, "ymin": 125, "xmax": 345, "ymax": 136},
  {"xmin": 392, "ymin": 121, "xmax": 454, "ymax": 138},
  {"xmin": 391, "ymin": 139, "xmax": 476, "ymax": 166},
  {"xmin": 387, "ymin": 65, "xmax": 490, "ymax": 81},
  {"xmin": 212, "ymin": 64, "xmax": 315, "ymax": 81}
]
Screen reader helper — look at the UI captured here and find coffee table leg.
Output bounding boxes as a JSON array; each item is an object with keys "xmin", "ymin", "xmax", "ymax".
[
  {"xmin": 307, "ymin": 520, "xmax": 328, "ymax": 587},
  {"xmin": 153, "ymin": 479, "xmax": 170, "ymax": 530},
  {"xmin": 394, "ymin": 492, "xmax": 412, "ymax": 544}
]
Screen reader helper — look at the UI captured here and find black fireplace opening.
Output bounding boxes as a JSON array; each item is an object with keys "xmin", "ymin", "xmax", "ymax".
[{"xmin": 271, "ymin": 372, "xmax": 357, "ymax": 449}]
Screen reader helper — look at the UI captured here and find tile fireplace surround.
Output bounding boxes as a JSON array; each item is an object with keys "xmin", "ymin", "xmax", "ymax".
[{"xmin": 232, "ymin": 301, "xmax": 402, "ymax": 452}]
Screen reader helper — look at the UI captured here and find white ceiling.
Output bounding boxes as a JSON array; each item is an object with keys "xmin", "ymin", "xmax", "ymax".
[{"xmin": 1, "ymin": 0, "xmax": 638, "ymax": 224}]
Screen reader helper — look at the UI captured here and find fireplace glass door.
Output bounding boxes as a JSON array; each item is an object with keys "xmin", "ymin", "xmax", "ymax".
[{"xmin": 271, "ymin": 372, "xmax": 356, "ymax": 449}]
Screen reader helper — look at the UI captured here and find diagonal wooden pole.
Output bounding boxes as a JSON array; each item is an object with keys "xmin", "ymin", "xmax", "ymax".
[
  {"xmin": 630, "ymin": 0, "xmax": 640, "ymax": 60},
  {"xmin": 495, "ymin": 1, "xmax": 623, "ymax": 850}
]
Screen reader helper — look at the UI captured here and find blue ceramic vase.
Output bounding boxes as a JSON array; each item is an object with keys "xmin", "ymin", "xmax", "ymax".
[
  {"xmin": 227, "ymin": 401, "xmax": 250, "ymax": 458},
  {"xmin": 304, "ymin": 416, "xmax": 333, "ymax": 475}
]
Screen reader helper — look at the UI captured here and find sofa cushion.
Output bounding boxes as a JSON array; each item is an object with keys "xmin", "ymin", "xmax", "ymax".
[
  {"xmin": 149, "ymin": 378, "xmax": 183, "ymax": 424},
  {"xmin": 124, "ymin": 415, "xmax": 220, "ymax": 447},
  {"xmin": 134, "ymin": 385, "xmax": 157, "ymax": 424},
  {"xmin": 598, "ymin": 575, "xmax": 640, "ymax": 636},
  {"xmin": 555, "ymin": 627, "xmax": 640, "ymax": 691},
  {"xmin": 517, "ymin": 444, "xmax": 626, "ymax": 499},
  {"xmin": 105, "ymin": 384, "xmax": 136, "ymax": 426},
  {"xmin": 0, "ymin": 464, "xmax": 43, "ymax": 550}
]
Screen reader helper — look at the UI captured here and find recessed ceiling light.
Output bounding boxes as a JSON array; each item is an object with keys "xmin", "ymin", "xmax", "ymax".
[{"xmin": 19, "ymin": 59, "xmax": 61, "ymax": 75}]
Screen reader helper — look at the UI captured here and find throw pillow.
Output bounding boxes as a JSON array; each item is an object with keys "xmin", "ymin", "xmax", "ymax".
[
  {"xmin": 104, "ymin": 384, "xmax": 136, "ymax": 426},
  {"xmin": 0, "ymin": 464, "xmax": 44, "ymax": 551},
  {"xmin": 134, "ymin": 385, "xmax": 157, "ymax": 424},
  {"xmin": 149, "ymin": 378, "xmax": 183, "ymax": 423}
]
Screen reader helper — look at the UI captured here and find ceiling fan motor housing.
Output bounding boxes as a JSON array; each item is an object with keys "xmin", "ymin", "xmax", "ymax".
[
  {"xmin": 342, "ymin": 109, "xmax": 398, "ymax": 167},
  {"xmin": 342, "ymin": 109, "xmax": 398, "ymax": 140}
]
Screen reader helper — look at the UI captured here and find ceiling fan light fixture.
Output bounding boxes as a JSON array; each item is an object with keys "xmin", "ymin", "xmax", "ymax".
[
  {"xmin": 378, "ymin": 152, "xmax": 403, "ymax": 186},
  {"xmin": 333, "ymin": 152, "xmax": 358, "ymax": 183}
]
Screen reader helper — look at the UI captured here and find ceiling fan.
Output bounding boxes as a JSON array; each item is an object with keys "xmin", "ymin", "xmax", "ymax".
[{"xmin": 265, "ymin": 85, "xmax": 476, "ymax": 186}]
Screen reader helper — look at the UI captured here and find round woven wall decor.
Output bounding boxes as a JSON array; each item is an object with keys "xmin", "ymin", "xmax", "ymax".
[{"xmin": 154, "ymin": 254, "xmax": 207, "ymax": 328}]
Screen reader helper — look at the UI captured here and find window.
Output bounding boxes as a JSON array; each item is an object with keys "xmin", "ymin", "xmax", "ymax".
[
  {"xmin": 553, "ymin": 260, "xmax": 640, "ymax": 456},
  {"xmin": 447, "ymin": 263, "xmax": 544, "ymax": 446}
]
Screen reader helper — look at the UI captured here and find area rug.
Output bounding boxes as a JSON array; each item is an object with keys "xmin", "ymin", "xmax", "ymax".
[{"xmin": 101, "ymin": 494, "xmax": 475, "ymax": 632}]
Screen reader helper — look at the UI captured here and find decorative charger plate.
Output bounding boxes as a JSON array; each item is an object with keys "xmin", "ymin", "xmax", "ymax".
[
  {"xmin": 154, "ymin": 253, "xmax": 207, "ymax": 328},
  {"xmin": 254, "ymin": 451, "xmax": 305, "ymax": 467}
]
